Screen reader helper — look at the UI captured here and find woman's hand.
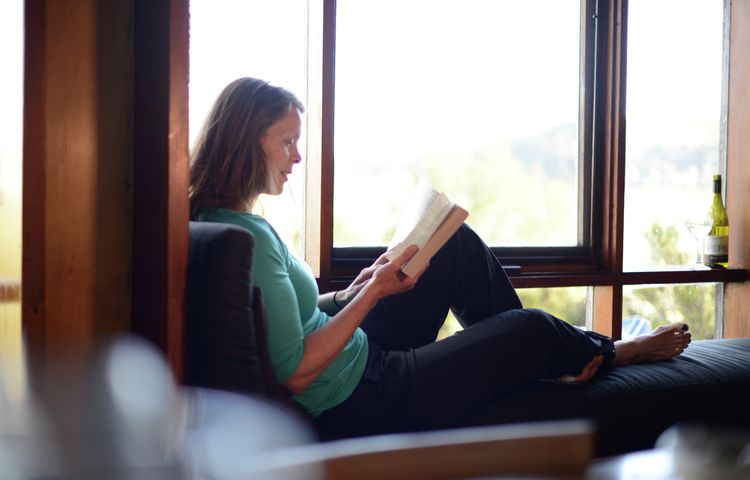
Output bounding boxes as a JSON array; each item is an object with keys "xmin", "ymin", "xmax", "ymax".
[
  {"xmin": 335, "ymin": 244, "xmax": 424, "ymax": 307},
  {"xmin": 365, "ymin": 244, "xmax": 423, "ymax": 300},
  {"xmin": 285, "ymin": 245, "xmax": 424, "ymax": 395}
]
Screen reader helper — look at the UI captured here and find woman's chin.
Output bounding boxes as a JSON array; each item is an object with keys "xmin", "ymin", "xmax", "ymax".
[{"xmin": 263, "ymin": 184, "xmax": 286, "ymax": 196}]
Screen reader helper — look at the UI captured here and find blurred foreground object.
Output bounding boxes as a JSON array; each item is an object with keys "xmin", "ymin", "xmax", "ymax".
[
  {"xmin": 0, "ymin": 335, "xmax": 319, "ymax": 479},
  {"xmin": 2, "ymin": 334, "xmax": 597, "ymax": 479},
  {"xmin": 656, "ymin": 423, "xmax": 750, "ymax": 480}
]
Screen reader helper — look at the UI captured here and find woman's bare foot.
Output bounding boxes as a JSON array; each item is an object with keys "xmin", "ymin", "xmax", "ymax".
[
  {"xmin": 612, "ymin": 323, "xmax": 692, "ymax": 365},
  {"xmin": 557, "ymin": 323, "xmax": 690, "ymax": 382}
]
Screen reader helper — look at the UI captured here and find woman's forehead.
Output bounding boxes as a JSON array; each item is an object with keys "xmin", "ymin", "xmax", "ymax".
[{"xmin": 269, "ymin": 108, "xmax": 302, "ymax": 133}]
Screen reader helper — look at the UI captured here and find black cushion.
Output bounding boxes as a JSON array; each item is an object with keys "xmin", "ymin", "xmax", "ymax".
[
  {"xmin": 185, "ymin": 221, "xmax": 278, "ymax": 396},
  {"xmin": 463, "ymin": 338, "xmax": 750, "ymax": 456},
  {"xmin": 586, "ymin": 338, "xmax": 750, "ymax": 455}
]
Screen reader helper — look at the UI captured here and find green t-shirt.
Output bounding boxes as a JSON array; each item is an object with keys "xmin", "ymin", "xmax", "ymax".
[{"xmin": 195, "ymin": 208, "xmax": 368, "ymax": 416}]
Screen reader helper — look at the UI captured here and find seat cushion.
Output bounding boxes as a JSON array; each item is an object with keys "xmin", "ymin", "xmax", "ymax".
[
  {"xmin": 462, "ymin": 338, "xmax": 750, "ymax": 456},
  {"xmin": 185, "ymin": 221, "xmax": 277, "ymax": 395}
]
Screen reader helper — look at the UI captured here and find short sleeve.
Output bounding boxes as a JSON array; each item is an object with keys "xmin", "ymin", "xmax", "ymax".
[{"xmin": 248, "ymin": 226, "xmax": 306, "ymax": 383}]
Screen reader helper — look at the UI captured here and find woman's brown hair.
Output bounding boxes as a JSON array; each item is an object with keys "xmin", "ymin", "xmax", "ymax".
[{"xmin": 189, "ymin": 78, "xmax": 304, "ymax": 219}]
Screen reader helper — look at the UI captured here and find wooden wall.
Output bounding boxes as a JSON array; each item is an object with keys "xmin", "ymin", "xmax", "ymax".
[
  {"xmin": 23, "ymin": 0, "xmax": 134, "ymax": 360},
  {"xmin": 131, "ymin": 0, "xmax": 190, "ymax": 381},
  {"xmin": 22, "ymin": 0, "xmax": 189, "ymax": 376},
  {"xmin": 725, "ymin": 0, "xmax": 750, "ymax": 338}
]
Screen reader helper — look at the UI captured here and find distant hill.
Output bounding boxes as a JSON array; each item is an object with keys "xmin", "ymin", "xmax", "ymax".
[
  {"xmin": 510, "ymin": 123, "xmax": 716, "ymax": 184},
  {"xmin": 511, "ymin": 123, "xmax": 577, "ymax": 178}
]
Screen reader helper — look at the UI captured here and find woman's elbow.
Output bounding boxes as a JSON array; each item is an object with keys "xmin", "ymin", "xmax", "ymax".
[{"xmin": 282, "ymin": 375, "xmax": 310, "ymax": 395}]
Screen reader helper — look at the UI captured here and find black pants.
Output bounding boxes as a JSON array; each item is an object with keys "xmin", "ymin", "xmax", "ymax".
[{"xmin": 316, "ymin": 224, "xmax": 615, "ymax": 437}]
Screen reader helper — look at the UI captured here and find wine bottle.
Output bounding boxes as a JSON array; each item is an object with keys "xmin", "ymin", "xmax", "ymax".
[{"xmin": 703, "ymin": 174, "xmax": 729, "ymax": 268}]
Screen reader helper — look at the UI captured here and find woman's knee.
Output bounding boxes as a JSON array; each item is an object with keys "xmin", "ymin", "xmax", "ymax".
[
  {"xmin": 479, "ymin": 308, "xmax": 557, "ymax": 335},
  {"xmin": 515, "ymin": 308, "xmax": 566, "ymax": 334}
]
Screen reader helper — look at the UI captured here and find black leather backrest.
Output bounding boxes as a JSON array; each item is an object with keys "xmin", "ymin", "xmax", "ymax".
[{"xmin": 185, "ymin": 221, "xmax": 278, "ymax": 395}]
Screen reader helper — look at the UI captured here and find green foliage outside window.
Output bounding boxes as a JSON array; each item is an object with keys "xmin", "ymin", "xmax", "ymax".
[
  {"xmin": 439, "ymin": 223, "xmax": 715, "ymax": 341},
  {"xmin": 623, "ymin": 224, "xmax": 716, "ymax": 340}
]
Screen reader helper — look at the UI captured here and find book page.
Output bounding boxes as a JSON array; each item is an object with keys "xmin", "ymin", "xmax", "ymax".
[
  {"xmin": 400, "ymin": 204, "xmax": 468, "ymax": 277},
  {"xmin": 386, "ymin": 180, "xmax": 453, "ymax": 260}
]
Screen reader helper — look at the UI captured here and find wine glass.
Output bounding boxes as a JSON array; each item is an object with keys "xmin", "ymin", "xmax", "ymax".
[{"xmin": 684, "ymin": 219, "xmax": 712, "ymax": 269}]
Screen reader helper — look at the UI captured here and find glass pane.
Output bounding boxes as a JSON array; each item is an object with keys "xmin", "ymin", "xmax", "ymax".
[
  {"xmin": 334, "ymin": 0, "xmax": 581, "ymax": 248},
  {"xmin": 438, "ymin": 286, "xmax": 588, "ymax": 340},
  {"xmin": 189, "ymin": 0, "xmax": 309, "ymax": 256},
  {"xmin": 623, "ymin": 284, "xmax": 717, "ymax": 340},
  {"xmin": 0, "ymin": 0, "xmax": 26, "ymax": 401},
  {"xmin": 624, "ymin": 1, "xmax": 724, "ymax": 270},
  {"xmin": 518, "ymin": 287, "xmax": 588, "ymax": 328}
]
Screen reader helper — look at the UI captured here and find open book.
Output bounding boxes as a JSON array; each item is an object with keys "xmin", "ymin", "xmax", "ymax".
[{"xmin": 386, "ymin": 180, "xmax": 469, "ymax": 277}]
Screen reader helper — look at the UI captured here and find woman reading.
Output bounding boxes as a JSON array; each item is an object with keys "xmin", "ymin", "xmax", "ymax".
[{"xmin": 189, "ymin": 77, "xmax": 691, "ymax": 436}]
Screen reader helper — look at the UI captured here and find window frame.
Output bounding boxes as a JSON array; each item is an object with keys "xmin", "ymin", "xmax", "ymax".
[
  {"xmin": 324, "ymin": 0, "xmax": 600, "ymax": 275},
  {"xmin": 307, "ymin": 0, "xmax": 747, "ymax": 339}
]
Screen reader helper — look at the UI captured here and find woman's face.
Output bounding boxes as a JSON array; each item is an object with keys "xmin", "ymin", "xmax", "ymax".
[{"xmin": 260, "ymin": 106, "xmax": 302, "ymax": 196}]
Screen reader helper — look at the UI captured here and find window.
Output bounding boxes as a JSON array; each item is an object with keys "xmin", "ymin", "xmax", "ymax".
[
  {"xmin": 623, "ymin": 283, "xmax": 718, "ymax": 340},
  {"xmin": 187, "ymin": 0, "xmax": 743, "ymax": 340},
  {"xmin": 189, "ymin": 0, "xmax": 310, "ymax": 257},
  {"xmin": 0, "ymin": 0, "xmax": 25, "ymax": 401},
  {"xmin": 624, "ymin": 0, "xmax": 725, "ymax": 271},
  {"xmin": 618, "ymin": 1, "xmax": 727, "ymax": 338},
  {"xmin": 438, "ymin": 286, "xmax": 588, "ymax": 341},
  {"xmin": 333, "ymin": 0, "xmax": 583, "ymax": 250},
  {"xmin": 518, "ymin": 287, "xmax": 588, "ymax": 328}
]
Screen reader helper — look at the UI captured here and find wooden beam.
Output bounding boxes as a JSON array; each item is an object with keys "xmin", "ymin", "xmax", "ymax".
[
  {"xmin": 725, "ymin": 0, "xmax": 750, "ymax": 338},
  {"xmin": 589, "ymin": 0, "xmax": 628, "ymax": 339},
  {"xmin": 312, "ymin": 0, "xmax": 337, "ymax": 289},
  {"xmin": 592, "ymin": 285, "xmax": 621, "ymax": 339},
  {"xmin": 132, "ymin": 0, "xmax": 189, "ymax": 380},
  {"xmin": 23, "ymin": 0, "xmax": 133, "ymax": 360},
  {"xmin": 304, "ymin": 0, "xmax": 325, "ymax": 278},
  {"xmin": 22, "ymin": 0, "xmax": 47, "ymax": 353}
]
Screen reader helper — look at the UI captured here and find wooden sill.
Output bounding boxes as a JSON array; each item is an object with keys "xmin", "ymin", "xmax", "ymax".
[
  {"xmin": 509, "ymin": 267, "xmax": 747, "ymax": 289},
  {"xmin": 0, "ymin": 279, "xmax": 21, "ymax": 303},
  {"xmin": 322, "ymin": 268, "xmax": 747, "ymax": 292}
]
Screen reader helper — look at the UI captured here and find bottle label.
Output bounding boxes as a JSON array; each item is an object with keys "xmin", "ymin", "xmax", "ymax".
[{"xmin": 704, "ymin": 235, "xmax": 728, "ymax": 260}]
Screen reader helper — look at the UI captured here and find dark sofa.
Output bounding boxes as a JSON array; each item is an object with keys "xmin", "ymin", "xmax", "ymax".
[{"xmin": 185, "ymin": 221, "xmax": 750, "ymax": 457}]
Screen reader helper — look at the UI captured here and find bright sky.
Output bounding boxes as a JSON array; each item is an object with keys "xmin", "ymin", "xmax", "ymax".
[
  {"xmin": 0, "ymin": 0, "xmax": 724, "ymax": 202},
  {"xmin": 188, "ymin": 0, "xmax": 309, "ymax": 147},
  {"xmin": 0, "ymin": 0, "xmax": 24, "ymax": 198},
  {"xmin": 627, "ymin": 0, "xmax": 723, "ymax": 152},
  {"xmin": 335, "ymin": 0, "xmax": 580, "ymax": 159},
  {"xmin": 0, "ymin": 0, "xmax": 725, "ymax": 257},
  {"xmin": 189, "ymin": 0, "xmax": 582, "ymax": 157},
  {"xmin": 188, "ymin": 0, "xmax": 724, "ymax": 256}
]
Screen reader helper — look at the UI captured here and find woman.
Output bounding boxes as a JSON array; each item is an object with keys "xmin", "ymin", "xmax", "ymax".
[{"xmin": 189, "ymin": 77, "xmax": 691, "ymax": 436}]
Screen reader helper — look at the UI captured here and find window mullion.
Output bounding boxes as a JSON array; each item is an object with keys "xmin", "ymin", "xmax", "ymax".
[
  {"xmin": 306, "ymin": 0, "xmax": 336, "ymax": 287},
  {"xmin": 724, "ymin": 0, "xmax": 750, "ymax": 338},
  {"xmin": 590, "ymin": 0, "xmax": 628, "ymax": 336}
]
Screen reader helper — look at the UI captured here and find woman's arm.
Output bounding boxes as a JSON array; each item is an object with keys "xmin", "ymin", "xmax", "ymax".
[
  {"xmin": 318, "ymin": 291, "xmax": 342, "ymax": 315},
  {"xmin": 318, "ymin": 258, "xmax": 381, "ymax": 314},
  {"xmin": 284, "ymin": 245, "xmax": 423, "ymax": 394}
]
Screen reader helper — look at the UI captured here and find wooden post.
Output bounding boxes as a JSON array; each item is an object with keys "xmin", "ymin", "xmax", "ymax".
[
  {"xmin": 132, "ymin": 0, "xmax": 190, "ymax": 380},
  {"xmin": 724, "ymin": 0, "xmax": 750, "ymax": 338},
  {"xmin": 23, "ymin": 0, "xmax": 133, "ymax": 360}
]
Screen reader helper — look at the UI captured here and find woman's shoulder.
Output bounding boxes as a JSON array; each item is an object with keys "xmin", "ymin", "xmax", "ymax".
[{"xmin": 195, "ymin": 208, "xmax": 285, "ymax": 254}]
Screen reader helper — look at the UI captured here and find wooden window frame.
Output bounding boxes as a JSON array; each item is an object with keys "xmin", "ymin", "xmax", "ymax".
[
  {"xmin": 308, "ymin": 0, "xmax": 748, "ymax": 339},
  {"xmin": 323, "ymin": 0, "xmax": 601, "ymax": 277}
]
